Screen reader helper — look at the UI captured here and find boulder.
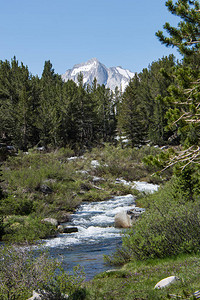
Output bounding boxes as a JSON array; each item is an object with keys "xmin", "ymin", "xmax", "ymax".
[
  {"xmin": 127, "ymin": 208, "xmax": 143, "ymax": 224},
  {"xmin": 57, "ymin": 225, "xmax": 64, "ymax": 233},
  {"xmin": 27, "ymin": 290, "xmax": 69, "ymax": 299},
  {"xmin": 57, "ymin": 212, "xmax": 71, "ymax": 223},
  {"xmin": 41, "ymin": 218, "xmax": 58, "ymax": 227},
  {"xmin": 63, "ymin": 226, "xmax": 78, "ymax": 233},
  {"xmin": 27, "ymin": 290, "xmax": 41, "ymax": 300},
  {"xmin": 92, "ymin": 176, "xmax": 105, "ymax": 183},
  {"xmin": 36, "ymin": 184, "xmax": 53, "ymax": 194},
  {"xmin": 154, "ymin": 276, "xmax": 178, "ymax": 289},
  {"xmin": 114, "ymin": 211, "xmax": 131, "ymax": 228}
]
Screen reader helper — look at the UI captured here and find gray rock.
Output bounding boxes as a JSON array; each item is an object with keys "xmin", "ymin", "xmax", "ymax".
[
  {"xmin": 27, "ymin": 290, "xmax": 69, "ymax": 299},
  {"xmin": 27, "ymin": 290, "xmax": 41, "ymax": 300},
  {"xmin": 37, "ymin": 184, "xmax": 53, "ymax": 194},
  {"xmin": 63, "ymin": 226, "xmax": 78, "ymax": 233},
  {"xmin": 41, "ymin": 218, "xmax": 58, "ymax": 227},
  {"xmin": 57, "ymin": 225, "xmax": 64, "ymax": 233},
  {"xmin": 57, "ymin": 212, "xmax": 71, "ymax": 223},
  {"xmin": 127, "ymin": 208, "xmax": 144, "ymax": 224},
  {"xmin": 92, "ymin": 176, "xmax": 105, "ymax": 183}
]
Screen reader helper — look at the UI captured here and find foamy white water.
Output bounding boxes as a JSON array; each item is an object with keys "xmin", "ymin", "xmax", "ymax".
[
  {"xmin": 44, "ymin": 194, "xmax": 135, "ymax": 248},
  {"xmin": 115, "ymin": 178, "xmax": 159, "ymax": 193},
  {"xmin": 41, "ymin": 182, "xmax": 158, "ymax": 279}
]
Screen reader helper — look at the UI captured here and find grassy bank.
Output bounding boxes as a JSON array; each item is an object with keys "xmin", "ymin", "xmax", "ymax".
[
  {"xmin": 0, "ymin": 144, "xmax": 162, "ymax": 243},
  {"xmin": 84, "ymin": 253, "xmax": 200, "ymax": 299}
]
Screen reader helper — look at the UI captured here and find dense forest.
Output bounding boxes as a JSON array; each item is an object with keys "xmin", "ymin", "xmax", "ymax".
[
  {"xmin": 0, "ymin": 51, "xmax": 199, "ymax": 156},
  {"xmin": 0, "ymin": 54, "xmax": 178, "ymax": 152}
]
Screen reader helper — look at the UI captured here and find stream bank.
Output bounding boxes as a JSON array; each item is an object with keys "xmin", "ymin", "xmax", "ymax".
[{"xmin": 41, "ymin": 182, "xmax": 159, "ymax": 280}]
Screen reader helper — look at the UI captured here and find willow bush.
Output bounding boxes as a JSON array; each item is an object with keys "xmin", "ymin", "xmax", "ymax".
[
  {"xmin": 0, "ymin": 246, "xmax": 85, "ymax": 300},
  {"xmin": 106, "ymin": 177, "xmax": 200, "ymax": 264}
]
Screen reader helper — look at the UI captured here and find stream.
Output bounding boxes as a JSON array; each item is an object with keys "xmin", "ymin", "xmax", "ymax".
[{"xmin": 41, "ymin": 182, "xmax": 159, "ymax": 280}]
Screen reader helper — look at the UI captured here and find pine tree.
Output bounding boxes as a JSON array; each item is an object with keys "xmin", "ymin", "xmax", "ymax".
[
  {"xmin": 118, "ymin": 74, "xmax": 147, "ymax": 148},
  {"xmin": 141, "ymin": 55, "xmax": 176, "ymax": 145},
  {"xmin": 156, "ymin": 0, "xmax": 200, "ymax": 56},
  {"xmin": 37, "ymin": 60, "xmax": 63, "ymax": 148},
  {"xmin": 0, "ymin": 58, "xmax": 37, "ymax": 150},
  {"xmin": 156, "ymin": 0, "xmax": 200, "ymax": 167}
]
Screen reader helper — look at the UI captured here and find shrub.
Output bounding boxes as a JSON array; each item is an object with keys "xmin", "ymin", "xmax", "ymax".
[
  {"xmin": 0, "ymin": 195, "xmax": 34, "ymax": 215},
  {"xmin": 0, "ymin": 246, "xmax": 85, "ymax": 300},
  {"xmin": 107, "ymin": 178, "xmax": 200, "ymax": 264},
  {"xmin": 123, "ymin": 201, "xmax": 200, "ymax": 260},
  {"xmin": 3, "ymin": 216, "xmax": 57, "ymax": 243}
]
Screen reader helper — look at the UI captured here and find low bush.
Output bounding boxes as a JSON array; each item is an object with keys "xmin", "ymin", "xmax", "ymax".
[
  {"xmin": 3, "ymin": 216, "xmax": 57, "ymax": 243},
  {"xmin": 0, "ymin": 246, "xmax": 85, "ymax": 300},
  {"xmin": 0, "ymin": 195, "xmax": 34, "ymax": 215},
  {"xmin": 106, "ymin": 177, "xmax": 200, "ymax": 264}
]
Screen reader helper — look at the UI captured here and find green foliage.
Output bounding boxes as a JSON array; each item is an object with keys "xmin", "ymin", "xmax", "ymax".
[
  {"xmin": 139, "ymin": 55, "xmax": 177, "ymax": 145},
  {"xmin": 39, "ymin": 265, "xmax": 86, "ymax": 300},
  {"xmin": 0, "ymin": 165, "xmax": 4, "ymax": 200},
  {"xmin": 85, "ymin": 144, "xmax": 162, "ymax": 182},
  {"xmin": 0, "ymin": 246, "xmax": 85, "ymax": 300},
  {"xmin": 86, "ymin": 253, "xmax": 200, "ymax": 300},
  {"xmin": 0, "ymin": 195, "xmax": 33, "ymax": 215},
  {"xmin": 156, "ymin": 0, "xmax": 200, "ymax": 56},
  {"xmin": 3, "ymin": 216, "xmax": 57, "ymax": 243},
  {"xmin": 0, "ymin": 217, "xmax": 4, "ymax": 241},
  {"xmin": 118, "ymin": 74, "xmax": 147, "ymax": 147},
  {"xmin": 0, "ymin": 246, "xmax": 58, "ymax": 299},
  {"xmin": 155, "ymin": 0, "xmax": 200, "ymax": 158},
  {"xmin": 108, "ymin": 177, "xmax": 200, "ymax": 264}
]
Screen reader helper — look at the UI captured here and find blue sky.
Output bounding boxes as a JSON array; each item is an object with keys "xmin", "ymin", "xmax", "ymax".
[{"xmin": 0, "ymin": 0, "xmax": 182, "ymax": 77}]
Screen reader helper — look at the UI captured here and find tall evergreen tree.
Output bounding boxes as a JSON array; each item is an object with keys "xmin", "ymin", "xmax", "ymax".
[
  {"xmin": 94, "ymin": 84, "xmax": 116, "ymax": 143},
  {"xmin": 156, "ymin": 0, "xmax": 200, "ymax": 167},
  {"xmin": 118, "ymin": 74, "xmax": 146, "ymax": 147},
  {"xmin": 140, "ymin": 55, "xmax": 177, "ymax": 145},
  {"xmin": 37, "ymin": 60, "xmax": 63, "ymax": 148},
  {"xmin": 156, "ymin": 0, "xmax": 200, "ymax": 56},
  {"xmin": 0, "ymin": 57, "xmax": 37, "ymax": 150}
]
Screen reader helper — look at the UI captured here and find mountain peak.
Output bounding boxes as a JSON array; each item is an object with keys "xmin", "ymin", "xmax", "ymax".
[
  {"xmin": 88, "ymin": 57, "xmax": 99, "ymax": 63},
  {"xmin": 62, "ymin": 59, "xmax": 134, "ymax": 91}
]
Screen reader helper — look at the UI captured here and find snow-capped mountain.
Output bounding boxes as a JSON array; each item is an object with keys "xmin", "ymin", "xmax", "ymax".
[{"xmin": 61, "ymin": 58, "xmax": 134, "ymax": 91}]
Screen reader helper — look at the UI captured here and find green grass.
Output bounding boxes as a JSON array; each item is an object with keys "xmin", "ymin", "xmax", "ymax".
[{"xmin": 85, "ymin": 253, "xmax": 200, "ymax": 299}]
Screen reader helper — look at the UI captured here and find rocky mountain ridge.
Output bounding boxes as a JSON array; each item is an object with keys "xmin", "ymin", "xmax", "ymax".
[{"xmin": 62, "ymin": 58, "xmax": 134, "ymax": 91}]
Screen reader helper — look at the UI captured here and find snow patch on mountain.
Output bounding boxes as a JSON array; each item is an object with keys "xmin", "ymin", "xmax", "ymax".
[{"xmin": 62, "ymin": 58, "xmax": 134, "ymax": 92}]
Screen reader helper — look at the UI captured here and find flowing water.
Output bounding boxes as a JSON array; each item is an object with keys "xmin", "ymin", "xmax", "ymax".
[{"xmin": 41, "ymin": 182, "xmax": 158, "ymax": 280}]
